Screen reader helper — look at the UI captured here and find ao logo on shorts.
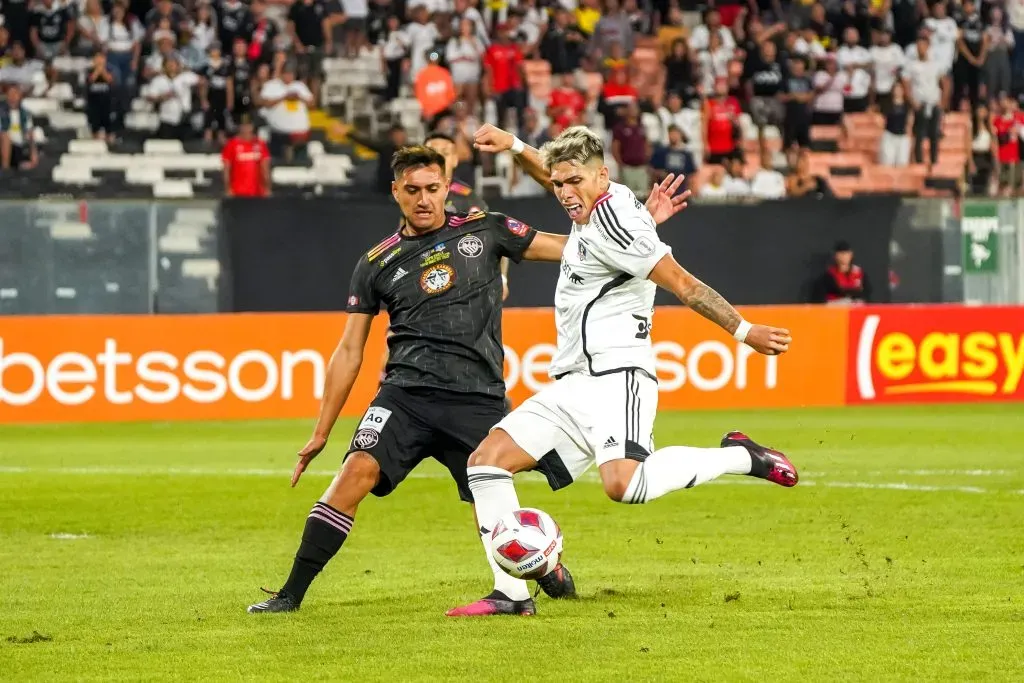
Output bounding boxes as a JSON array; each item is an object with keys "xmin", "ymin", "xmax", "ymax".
[
  {"xmin": 458, "ymin": 234, "xmax": 484, "ymax": 258},
  {"xmin": 420, "ymin": 263, "xmax": 455, "ymax": 294}
]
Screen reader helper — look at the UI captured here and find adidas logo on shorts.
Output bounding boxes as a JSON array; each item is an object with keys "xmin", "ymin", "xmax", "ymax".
[{"xmin": 603, "ymin": 436, "xmax": 618, "ymax": 449}]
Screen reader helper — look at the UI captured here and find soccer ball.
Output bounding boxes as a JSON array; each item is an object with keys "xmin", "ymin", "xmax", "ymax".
[{"xmin": 490, "ymin": 508, "xmax": 563, "ymax": 580}]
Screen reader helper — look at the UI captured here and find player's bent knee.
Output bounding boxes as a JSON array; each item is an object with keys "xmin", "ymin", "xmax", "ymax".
[
  {"xmin": 467, "ymin": 429, "xmax": 532, "ymax": 473},
  {"xmin": 340, "ymin": 451, "xmax": 381, "ymax": 491},
  {"xmin": 603, "ymin": 477, "xmax": 631, "ymax": 503}
]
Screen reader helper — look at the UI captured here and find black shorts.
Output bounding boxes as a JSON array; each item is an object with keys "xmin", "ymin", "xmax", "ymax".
[
  {"xmin": 346, "ymin": 384, "xmax": 508, "ymax": 503},
  {"xmin": 205, "ymin": 105, "xmax": 229, "ymax": 132}
]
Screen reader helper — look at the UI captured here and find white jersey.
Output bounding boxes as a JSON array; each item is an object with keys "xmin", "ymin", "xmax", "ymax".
[{"xmin": 548, "ymin": 182, "xmax": 672, "ymax": 379}]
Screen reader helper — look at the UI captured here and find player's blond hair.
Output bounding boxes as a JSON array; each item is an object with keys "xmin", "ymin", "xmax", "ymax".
[{"xmin": 539, "ymin": 126, "xmax": 605, "ymax": 170}]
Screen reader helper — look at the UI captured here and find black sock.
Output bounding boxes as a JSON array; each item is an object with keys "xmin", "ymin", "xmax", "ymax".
[{"xmin": 281, "ymin": 502, "xmax": 353, "ymax": 604}]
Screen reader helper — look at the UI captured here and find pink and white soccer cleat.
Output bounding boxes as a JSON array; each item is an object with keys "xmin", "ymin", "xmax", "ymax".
[
  {"xmin": 445, "ymin": 591, "xmax": 537, "ymax": 617},
  {"xmin": 721, "ymin": 431, "xmax": 799, "ymax": 487}
]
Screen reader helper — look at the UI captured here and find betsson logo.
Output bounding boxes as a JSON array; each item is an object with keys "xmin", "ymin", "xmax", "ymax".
[
  {"xmin": 504, "ymin": 341, "xmax": 777, "ymax": 393},
  {"xmin": 855, "ymin": 315, "xmax": 1024, "ymax": 399},
  {"xmin": 0, "ymin": 338, "xmax": 326, "ymax": 407}
]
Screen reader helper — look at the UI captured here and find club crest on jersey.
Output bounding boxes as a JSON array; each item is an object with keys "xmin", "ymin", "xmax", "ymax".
[
  {"xmin": 577, "ymin": 239, "xmax": 588, "ymax": 262},
  {"xmin": 457, "ymin": 234, "xmax": 484, "ymax": 258},
  {"xmin": 420, "ymin": 263, "xmax": 455, "ymax": 294},
  {"xmin": 505, "ymin": 217, "xmax": 530, "ymax": 236},
  {"xmin": 352, "ymin": 428, "xmax": 379, "ymax": 449}
]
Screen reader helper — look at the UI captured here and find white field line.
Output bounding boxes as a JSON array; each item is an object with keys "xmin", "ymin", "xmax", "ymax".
[{"xmin": 0, "ymin": 466, "xmax": 1018, "ymax": 495}]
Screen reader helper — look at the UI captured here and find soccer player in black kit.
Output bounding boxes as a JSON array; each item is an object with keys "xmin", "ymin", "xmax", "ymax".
[{"xmin": 247, "ymin": 146, "xmax": 686, "ymax": 615}]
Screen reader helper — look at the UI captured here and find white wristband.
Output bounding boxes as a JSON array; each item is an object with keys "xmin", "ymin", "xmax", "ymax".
[
  {"xmin": 510, "ymin": 136, "xmax": 525, "ymax": 155},
  {"xmin": 733, "ymin": 320, "xmax": 752, "ymax": 343}
]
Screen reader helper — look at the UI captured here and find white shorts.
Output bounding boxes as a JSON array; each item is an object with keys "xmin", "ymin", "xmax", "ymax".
[{"xmin": 495, "ymin": 370, "xmax": 658, "ymax": 489}]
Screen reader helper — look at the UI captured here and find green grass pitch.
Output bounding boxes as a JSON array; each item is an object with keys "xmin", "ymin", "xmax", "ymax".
[{"xmin": 1, "ymin": 404, "xmax": 1023, "ymax": 681}]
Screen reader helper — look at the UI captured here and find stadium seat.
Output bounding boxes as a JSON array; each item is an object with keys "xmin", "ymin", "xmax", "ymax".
[
  {"xmin": 272, "ymin": 166, "xmax": 316, "ymax": 186},
  {"xmin": 181, "ymin": 258, "xmax": 221, "ymax": 287},
  {"xmin": 158, "ymin": 233, "xmax": 202, "ymax": 254},
  {"xmin": 68, "ymin": 139, "xmax": 109, "ymax": 156},
  {"xmin": 152, "ymin": 180, "xmax": 194, "ymax": 198},
  {"xmin": 52, "ymin": 165, "xmax": 97, "ymax": 185},
  {"xmin": 47, "ymin": 111, "xmax": 89, "ymax": 132},
  {"xmin": 49, "ymin": 221, "xmax": 94, "ymax": 241},
  {"xmin": 144, "ymin": 139, "xmax": 186, "ymax": 156},
  {"xmin": 125, "ymin": 112, "xmax": 160, "ymax": 132},
  {"xmin": 22, "ymin": 97, "xmax": 59, "ymax": 116},
  {"xmin": 126, "ymin": 166, "xmax": 165, "ymax": 185}
]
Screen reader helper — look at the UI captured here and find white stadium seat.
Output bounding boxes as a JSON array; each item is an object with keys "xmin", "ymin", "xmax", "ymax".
[
  {"xmin": 313, "ymin": 154, "xmax": 354, "ymax": 173},
  {"xmin": 158, "ymin": 234, "xmax": 202, "ymax": 254},
  {"xmin": 21, "ymin": 97, "xmax": 59, "ymax": 116},
  {"xmin": 152, "ymin": 180, "xmax": 194, "ymax": 198},
  {"xmin": 52, "ymin": 165, "xmax": 96, "ymax": 185},
  {"xmin": 49, "ymin": 221, "xmax": 94, "ymax": 241},
  {"xmin": 144, "ymin": 139, "xmax": 185, "ymax": 156},
  {"xmin": 125, "ymin": 112, "xmax": 160, "ymax": 132},
  {"xmin": 126, "ymin": 166, "xmax": 165, "ymax": 185},
  {"xmin": 68, "ymin": 139, "xmax": 109, "ymax": 155},
  {"xmin": 272, "ymin": 166, "xmax": 316, "ymax": 186},
  {"xmin": 47, "ymin": 111, "xmax": 88, "ymax": 131}
]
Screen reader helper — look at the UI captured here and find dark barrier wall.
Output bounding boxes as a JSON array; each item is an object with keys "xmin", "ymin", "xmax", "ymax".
[{"xmin": 221, "ymin": 196, "xmax": 899, "ymax": 311}]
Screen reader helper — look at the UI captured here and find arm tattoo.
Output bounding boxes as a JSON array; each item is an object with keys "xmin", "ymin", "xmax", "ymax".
[{"xmin": 682, "ymin": 280, "xmax": 742, "ymax": 334}]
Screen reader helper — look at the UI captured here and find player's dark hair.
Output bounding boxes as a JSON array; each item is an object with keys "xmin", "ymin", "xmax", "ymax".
[
  {"xmin": 424, "ymin": 131, "xmax": 456, "ymax": 146},
  {"xmin": 391, "ymin": 145, "xmax": 447, "ymax": 179}
]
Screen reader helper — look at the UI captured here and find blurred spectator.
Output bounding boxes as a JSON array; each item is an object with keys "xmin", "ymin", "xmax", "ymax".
[
  {"xmin": 600, "ymin": 66, "xmax": 637, "ymax": 127},
  {"xmin": 590, "ymin": 0, "xmax": 633, "ymax": 58},
  {"xmin": 178, "ymin": 25, "xmax": 207, "ymax": 72},
  {"xmin": 1011, "ymin": 2, "xmax": 1024, "ymax": 77},
  {"xmin": 247, "ymin": 0, "xmax": 279, "ymax": 67},
  {"xmin": 449, "ymin": 0, "xmax": 487, "ymax": 46},
  {"xmin": 813, "ymin": 241, "xmax": 871, "ymax": 304},
  {"xmin": 781, "ymin": 56, "xmax": 813, "ymax": 154},
  {"xmin": 905, "ymin": 34, "xmax": 944, "ymax": 169},
  {"xmin": 145, "ymin": 0, "xmax": 188, "ymax": 42},
  {"xmin": 806, "ymin": 4, "xmax": 835, "ymax": 50},
  {"xmin": 870, "ymin": 28, "xmax": 905, "ymax": 113},
  {"xmin": 1, "ymin": 3, "xmax": 30, "ymax": 50},
  {"xmin": 892, "ymin": 0, "xmax": 921, "ymax": 49},
  {"xmin": 611, "ymin": 101, "xmax": 651, "ymax": 198},
  {"xmin": 833, "ymin": 0, "xmax": 871, "ymax": 47},
  {"xmin": 190, "ymin": 3, "xmax": 218, "ymax": 56},
  {"xmin": 519, "ymin": 106, "xmax": 549, "ymax": 148},
  {"xmin": 969, "ymin": 103, "xmax": 994, "ymax": 195},
  {"xmin": 837, "ymin": 28, "xmax": 871, "ymax": 113},
  {"xmin": 217, "ymin": 0, "xmax": 254, "ymax": 51},
  {"xmin": 222, "ymin": 116, "xmax": 271, "ymax": 197},
  {"xmin": 148, "ymin": 56, "xmax": 199, "ymax": 139},
  {"xmin": 340, "ymin": 0, "xmax": 370, "ymax": 58},
  {"xmin": 0, "ymin": 27, "xmax": 10, "ymax": 65},
  {"xmin": 601, "ymin": 40, "xmax": 628, "ymax": 76},
  {"xmin": 484, "ymin": 22, "xmax": 525, "ymax": 129},
  {"xmin": 750, "ymin": 149, "xmax": 786, "ymax": 200},
  {"xmin": 85, "ymin": 51, "xmax": 115, "ymax": 142},
  {"xmin": 406, "ymin": 5, "xmax": 438, "ymax": 81},
  {"xmin": 517, "ymin": 0, "xmax": 549, "ymax": 47},
  {"xmin": 428, "ymin": 16, "xmax": 454, "ymax": 69},
  {"xmin": 657, "ymin": 90, "xmax": 701, "ymax": 159},
  {"xmin": 0, "ymin": 42, "xmax": 43, "ymax": 93},
  {"xmin": 703, "ymin": 77, "xmax": 740, "ymax": 164},
  {"xmin": 259, "ymin": 62, "xmax": 313, "ymax": 160},
  {"xmin": 540, "ymin": 8, "xmax": 584, "ymax": 75},
  {"xmin": 723, "ymin": 157, "xmax": 751, "ymax": 197},
  {"xmin": 952, "ymin": 0, "xmax": 986, "ymax": 112},
  {"xmin": 879, "ymin": 81, "xmax": 912, "ymax": 167},
  {"xmin": 649, "ymin": 124, "xmax": 695, "ymax": 182},
  {"xmin": 993, "ymin": 92, "xmax": 1023, "ymax": 195},
  {"xmin": 30, "ymin": 0, "xmax": 73, "ymax": 61},
  {"xmin": 76, "ymin": 0, "xmax": 106, "ymax": 56},
  {"xmin": 985, "ymin": 7, "xmax": 1013, "ymax": 101},
  {"xmin": 699, "ymin": 164, "xmax": 728, "ymax": 199},
  {"xmin": 447, "ymin": 17, "xmax": 484, "ymax": 111},
  {"xmin": 745, "ymin": 39, "xmax": 784, "ymax": 136},
  {"xmin": 144, "ymin": 30, "xmax": 177, "ymax": 82},
  {"xmin": 690, "ymin": 9, "xmax": 735, "ymax": 53},
  {"xmin": 0, "ymin": 85, "xmax": 37, "ymax": 170},
  {"xmin": 378, "ymin": 14, "xmax": 408, "ymax": 101},
  {"xmin": 201, "ymin": 42, "xmax": 232, "ymax": 145},
  {"xmin": 925, "ymin": 1, "xmax": 957, "ymax": 76},
  {"xmin": 574, "ymin": 0, "xmax": 602, "ymax": 38},
  {"xmin": 414, "ymin": 50, "xmax": 455, "ymax": 120},
  {"xmin": 787, "ymin": 149, "xmax": 832, "ymax": 198},
  {"xmin": 622, "ymin": 0, "xmax": 650, "ymax": 36},
  {"xmin": 812, "ymin": 56, "xmax": 847, "ymax": 125},
  {"xmin": 288, "ymin": 0, "xmax": 331, "ymax": 105},
  {"xmin": 698, "ymin": 29, "xmax": 732, "ymax": 95},
  {"xmin": 663, "ymin": 37, "xmax": 695, "ymax": 98},
  {"xmin": 548, "ymin": 73, "xmax": 585, "ymax": 127},
  {"xmin": 99, "ymin": 2, "xmax": 143, "ymax": 97},
  {"xmin": 230, "ymin": 37, "xmax": 254, "ymax": 119},
  {"xmin": 348, "ymin": 123, "xmax": 406, "ymax": 194}
]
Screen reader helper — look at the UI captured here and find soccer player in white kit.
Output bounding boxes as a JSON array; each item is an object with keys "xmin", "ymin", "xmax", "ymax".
[{"xmin": 447, "ymin": 125, "xmax": 799, "ymax": 616}]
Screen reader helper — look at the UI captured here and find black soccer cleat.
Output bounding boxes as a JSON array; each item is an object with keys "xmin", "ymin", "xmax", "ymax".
[
  {"xmin": 247, "ymin": 588, "xmax": 300, "ymax": 614},
  {"xmin": 536, "ymin": 563, "xmax": 578, "ymax": 599},
  {"xmin": 721, "ymin": 431, "xmax": 798, "ymax": 487}
]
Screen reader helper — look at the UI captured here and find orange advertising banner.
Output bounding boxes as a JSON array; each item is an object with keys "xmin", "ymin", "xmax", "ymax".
[
  {"xmin": 847, "ymin": 305, "xmax": 1024, "ymax": 404},
  {"xmin": 0, "ymin": 306, "xmax": 849, "ymax": 424}
]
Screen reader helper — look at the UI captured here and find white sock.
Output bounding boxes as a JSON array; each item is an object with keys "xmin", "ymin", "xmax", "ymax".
[
  {"xmin": 621, "ymin": 445, "xmax": 752, "ymax": 504},
  {"xmin": 467, "ymin": 465, "xmax": 530, "ymax": 601}
]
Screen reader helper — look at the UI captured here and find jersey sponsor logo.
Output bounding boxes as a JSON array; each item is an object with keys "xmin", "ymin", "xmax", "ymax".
[
  {"xmin": 358, "ymin": 406, "xmax": 392, "ymax": 432},
  {"xmin": 560, "ymin": 261, "xmax": 584, "ymax": 284},
  {"xmin": 505, "ymin": 217, "xmax": 530, "ymax": 237},
  {"xmin": 577, "ymin": 239, "xmax": 588, "ymax": 262},
  {"xmin": 420, "ymin": 244, "xmax": 451, "ymax": 267},
  {"xmin": 632, "ymin": 313, "xmax": 652, "ymax": 339},
  {"xmin": 352, "ymin": 428, "xmax": 379, "ymax": 450},
  {"xmin": 457, "ymin": 234, "xmax": 484, "ymax": 258},
  {"xmin": 347, "ymin": 295, "xmax": 359, "ymax": 306},
  {"xmin": 632, "ymin": 236, "xmax": 656, "ymax": 257},
  {"xmin": 378, "ymin": 247, "xmax": 402, "ymax": 268},
  {"xmin": 420, "ymin": 263, "xmax": 455, "ymax": 294},
  {"xmin": 390, "ymin": 267, "xmax": 408, "ymax": 284}
]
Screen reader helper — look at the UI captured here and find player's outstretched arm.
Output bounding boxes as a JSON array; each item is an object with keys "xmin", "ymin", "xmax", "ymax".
[
  {"xmin": 293, "ymin": 313, "xmax": 374, "ymax": 487},
  {"xmin": 648, "ymin": 254, "xmax": 792, "ymax": 356}
]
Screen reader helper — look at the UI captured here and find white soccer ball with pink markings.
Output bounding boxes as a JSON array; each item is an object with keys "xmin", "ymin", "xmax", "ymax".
[{"xmin": 490, "ymin": 508, "xmax": 563, "ymax": 580}]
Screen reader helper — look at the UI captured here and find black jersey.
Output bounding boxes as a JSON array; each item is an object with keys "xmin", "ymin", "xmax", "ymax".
[
  {"xmin": 346, "ymin": 211, "xmax": 536, "ymax": 397},
  {"xmin": 445, "ymin": 180, "xmax": 488, "ymax": 214},
  {"xmin": 230, "ymin": 57, "xmax": 252, "ymax": 109},
  {"xmin": 204, "ymin": 59, "xmax": 231, "ymax": 107},
  {"xmin": 31, "ymin": 3, "xmax": 70, "ymax": 44}
]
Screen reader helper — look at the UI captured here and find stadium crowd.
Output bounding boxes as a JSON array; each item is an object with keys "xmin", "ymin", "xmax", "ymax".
[{"xmin": 2, "ymin": 0, "xmax": 1024, "ymax": 197}]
